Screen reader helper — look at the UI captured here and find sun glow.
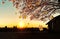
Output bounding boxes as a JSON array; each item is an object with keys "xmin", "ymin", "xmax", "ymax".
[
  {"xmin": 18, "ymin": 18, "xmax": 48, "ymax": 29},
  {"xmin": 18, "ymin": 21, "xmax": 25, "ymax": 28}
]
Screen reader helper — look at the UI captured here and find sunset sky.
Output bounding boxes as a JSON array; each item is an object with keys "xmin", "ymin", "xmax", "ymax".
[
  {"xmin": 0, "ymin": 0, "xmax": 60, "ymax": 28},
  {"xmin": 0, "ymin": 0, "xmax": 20, "ymax": 27}
]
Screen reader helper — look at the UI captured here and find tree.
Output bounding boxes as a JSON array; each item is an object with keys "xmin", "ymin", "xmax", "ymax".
[{"xmin": 1, "ymin": 0, "xmax": 60, "ymax": 24}]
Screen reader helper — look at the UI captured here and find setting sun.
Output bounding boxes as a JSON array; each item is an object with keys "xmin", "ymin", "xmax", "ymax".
[
  {"xmin": 18, "ymin": 21, "xmax": 26, "ymax": 28},
  {"xmin": 17, "ymin": 19, "xmax": 48, "ymax": 30}
]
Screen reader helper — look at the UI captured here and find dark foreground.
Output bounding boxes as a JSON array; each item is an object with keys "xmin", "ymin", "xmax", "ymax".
[{"xmin": 0, "ymin": 32, "xmax": 60, "ymax": 39}]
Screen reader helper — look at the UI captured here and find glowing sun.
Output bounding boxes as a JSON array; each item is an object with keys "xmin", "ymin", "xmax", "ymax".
[{"xmin": 18, "ymin": 21, "xmax": 25, "ymax": 28}]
